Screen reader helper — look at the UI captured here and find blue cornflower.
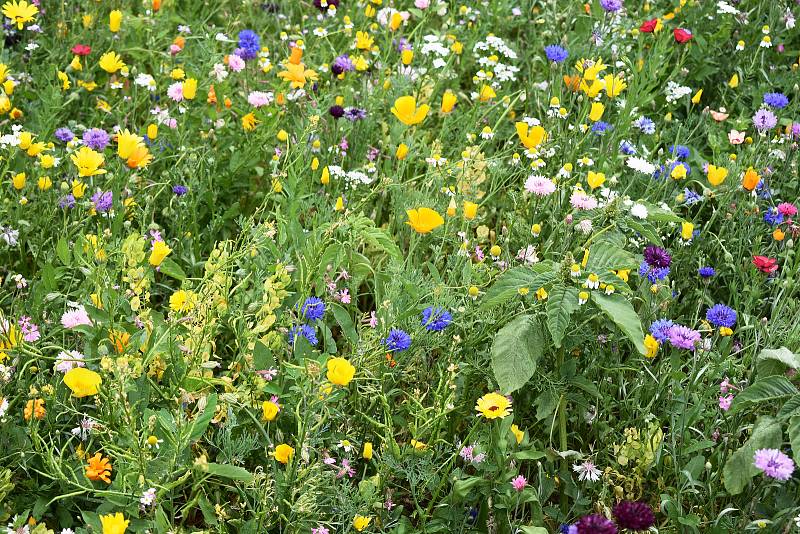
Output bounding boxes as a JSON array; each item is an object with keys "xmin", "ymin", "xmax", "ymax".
[
  {"xmin": 544, "ymin": 45, "xmax": 569, "ymax": 63},
  {"xmin": 383, "ymin": 328, "xmax": 412, "ymax": 352},
  {"xmin": 344, "ymin": 107, "xmax": 367, "ymax": 121},
  {"xmin": 698, "ymin": 266, "xmax": 716, "ymax": 278},
  {"xmin": 763, "ymin": 92, "xmax": 789, "ymax": 109},
  {"xmin": 300, "ymin": 297, "xmax": 326, "ymax": 321},
  {"xmin": 649, "ymin": 318, "xmax": 674, "ymax": 343},
  {"xmin": 669, "ymin": 145, "xmax": 691, "ymax": 160},
  {"xmin": 633, "ymin": 116, "xmax": 655, "ymax": 134},
  {"xmin": 683, "ymin": 188, "xmax": 702, "ymax": 205},
  {"xmin": 59, "ymin": 194, "xmax": 76, "ymax": 209},
  {"xmin": 763, "ymin": 208, "xmax": 784, "ymax": 226},
  {"xmin": 237, "ymin": 30, "xmax": 261, "ymax": 60},
  {"xmin": 288, "ymin": 324, "xmax": 318, "ymax": 346},
  {"xmin": 421, "ymin": 307, "xmax": 452, "ymax": 332},
  {"xmin": 706, "ymin": 304, "xmax": 737, "ymax": 328},
  {"xmin": 173, "ymin": 184, "xmax": 188, "ymax": 196},
  {"xmin": 639, "ymin": 261, "xmax": 670, "ymax": 283},
  {"xmin": 591, "ymin": 121, "xmax": 612, "ymax": 135},
  {"xmin": 619, "ymin": 140, "xmax": 637, "ymax": 155}
]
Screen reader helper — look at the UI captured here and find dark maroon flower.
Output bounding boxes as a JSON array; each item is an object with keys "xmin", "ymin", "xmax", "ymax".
[
  {"xmin": 612, "ymin": 501, "xmax": 655, "ymax": 531},
  {"xmin": 328, "ymin": 105, "xmax": 345, "ymax": 119},
  {"xmin": 576, "ymin": 514, "xmax": 617, "ymax": 534},
  {"xmin": 643, "ymin": 245, "xmax": 671, "ymax": 269}
]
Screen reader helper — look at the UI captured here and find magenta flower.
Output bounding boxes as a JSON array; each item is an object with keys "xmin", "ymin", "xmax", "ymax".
[
  {"xmin": 754, "ymin": 448, "xmax": 795, "ymax": 481},
  {"xmin": 511, "ymin": 474, "xmax": 527, "ymax": 492}
]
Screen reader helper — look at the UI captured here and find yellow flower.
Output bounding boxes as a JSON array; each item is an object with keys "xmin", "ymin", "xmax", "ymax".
[
  {"xmin": 362, "ymin": 442, "xmax": 373, "ymax": 460},
  {"xmin": 588, "ymin": 102, "xmax": 604, "ymax": 122},
  {"xmin": 441, "ymin": 90, "xmax": 457, "ymax": 113},
  {"xmin": 37, "ymin": 176, "xmax": 52, "ymax": 190},
  {"xmin": 395, "ymin": 143, "xmax": 409, "ymax": 160},
  {"xmin": 670, "ymin": 163, "xmax": 687, "ymax": 180},
  {"xmin": 72, "ymin": 180, "xmax": 87, "ymax": 199},
  {"xmin": 510, "ymin": 424, "xmax": 524, "ymax": 444},
  {"xmin": 326, "ymin": 356, "xmax": 356, "ymax": 386},
  {"xmin": 109, "ymin": 9, "xmax": 122, "ymax": 32},
  {"xmin": 169, "ymin": 290, "xmax": 196, "ymax": 313},
  {"xmin": 126, "ymin": 144, "xmax": 153, "ymax": 169},
  {"xmin": 277, "ymin": 62, "xmax": 318, "ymax": 89},
  {"xmin": 615, "ymin": 269, "xmax": 630, "ymax": 282},
  {"xmin": 353, "ymin": 515, "xmax": 372, "ymax": 532},
  {"xmin": 478, "ymin": 84, "xmax": 496, "ymax": 102},
  {"xmin": 603, "ymin": 73, "xmax": 627, "ymax": 97},
  {"xmin": 707, "ymin": 164, "xmax": 728, "ymax": 186},
  {"xmin": 644, "ymin": 334, "xmax": 659, "ymax": 359},
  {"xmin": 69, "ymin": 55, "xmax": 82, "ymax": 71},
  {"xmin": 463, "ymin": 201, "xmax": 478, "ymax": 220},
  {"xmin": 11, "ymin": 172, "xmax": 25, "ymax": 190},
  {"xmin": 742, "ymin": 167, "xmax": 760, "ymax": 191},
  {"xmin": 182, "ymin": 78, "xmax": 197, "ymax": 100},
  {"xmin": 58, "ymin": 71, "xmax": 70, "ymax": 90},
  {"xmin": 691, "ymin": 88, "xmax": 703, "ymax": 104},
  {"xmin": 99, "ymin": 512, "xmax": 129, "ymax": 534},
  {"xmin": 98, "ymin": 52, "xmax": 125, "ymax": 74},
  {"xmin": 39, "ymin": 153, "xmax": 55, "ymax": 169},
  {"xmin": 64, "ymin": 367, "xmax": 102, "ymax": 398},
  {"xmin": 70, "ymin": 146, "xmax": 107, "ymax": 177},
  {"xmin": 391, "ymin": 95, "xmax": 429, "ymax": 126},
  {"xmin": 728, "ymin": 73, "xmax": 739, "ymax": 88},
  {"xmin": 475, "ymin": 392, "xmax": 512, "ymax": 419},
  {"xmin": 720, "ymin": 327, "xmax": 733, "ymax": 336},
  {"xmin": 587, "ymin": 171, "xmax": 605, "ymax": 190},
  {"xmin": 355, "ymin": 31, "xmax": 373, "ymax": 50},
  {"xmin": 1, "ymin": 0, "xmax": 38, "ymax": 30},
  {"xmin": 406, "ymin": 207, "xmax": 444, "ymax": 234},
  {"xmin": 273, "ymin": 443, "xmax": 294, "ymax": 464},
  {"xmin": 148, "ymin": 241, "xmax": 172, "ymax": 267},
  {"xmin": 575, "ymin": 57, "xmax": 607, "ymax": 81},
  {"xmin": 262, "ymin": 400, "xmax": 280, "ymax": 421},
  {"xmin": 681, "ymin": 222, "xmax": 694, "ymax": 241},
  {"xmin": 580, "ymin": 78, "xmax": 604, "ymax": 98},
  {"xmin": 515, "ymin": 122, "xmax": 547, "ymax": 150},
  {"xmin": 116, "ymin": 129, "xmax": 144, "ymax": 160},
  {"xmin": 401, "ymin": 49, "xmax": 413, "ymax": 65},
  {"xmin": 410, "ymin": 439, "xmax": 427, "ymax": 450},
  {"xmin": 242, "ymin": 112, "xmax": 258, "ymax": 131}
]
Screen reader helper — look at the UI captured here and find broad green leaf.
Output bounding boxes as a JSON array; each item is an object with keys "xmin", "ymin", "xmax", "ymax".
[
  {"xmin": 722, "ymin": 417, "xmax": 782, "ymax": 495},
  {"xmin": 756, "ymin": 347, "xmax": 800, "ymax": 376},
  {"xmin": 482, "ymin": 262, "xmax": 556, "ymax": 309},
  {"xmin": 789, "ymin": 416, "xmax": 800, "ymax": 464},
  {"xmin": 586, "ymin": 245, "xmax": 638, "ymax": 273},
  {"xmin": 491, "ymin": 314, "xmax": 544, "ymax": 394},
  {"xmin": 159, "ymin": 258, "xmax": 186, "ymax": 281},
  {"xmin": 546, "ymin": 285, "xmax": 578, "ymax": 347},
  {"xmin": 778, "ymin": 395, "xmax": 800, "ymax": 419},
  {"xmin": 204, "ymin": 463, "xmax": 254, "ymax": 482},
  {"xmin": 452, "ymin": 476, "xmax": 482, "ymax": 499},
  {"xmin": 590, "ymin": 293, "xmax": 646, "ymax": 355},
  {"xmin": 638, "ymin": 201, "xmax": 685, "ymax": 223},
  {"xmin": 56, "ymin": 237, "xmax": 71, "ymax": 265},
  {"xmin": 189, "ymin": 394, "xmax": 218, "ymax": 443},
  {"xmin": 330, "ymin": 303, "xmax": 358, "ymax": 345},
  {"xmin": 730, "ymin": 376, "xmax": 798, "ymax": 414},
  {"xmin": 253, "ymin": 340, "xmax": 276, "ymax": 370},
  {"xmin": 626, "ymin": 218, "xmax": 663, "ymax": 246},
  {"xmin": 518, "ymin": 528, "xmax": 548, "ymax": 534}
]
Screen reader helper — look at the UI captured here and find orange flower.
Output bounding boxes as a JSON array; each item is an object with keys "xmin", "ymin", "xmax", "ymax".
[
  {"xmin": 85, "ymin": 452, "xmax": 112, "ymax": 483},
  {"xmin": 742, "ymin": 167, "xmax": 761, "ymax": 191},
  {"xmin": 24, "ymin": 398, "xmax": 45, "ymax": 421},
  {"xmin": 289, "ymin": 46, "xmax": 303, "ymax": 65},
  {"xmin": 207, "ymin": 84, "xmax": 217, "ymax": 105},
  {"xmin": 773, "ymin": 228, "xmax": 785, "ymax": 241},
  {"xmin": 109, "ymin": 330, "xmax": 130, "ymax": 354},
  {"xmin": 563, "ymin": 74, "xmax": 581, "ymax": 92}
]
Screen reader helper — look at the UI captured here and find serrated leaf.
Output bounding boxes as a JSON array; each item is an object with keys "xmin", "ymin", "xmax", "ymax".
[
  {"xmin": 586, "ymin": 245, "xmax": 638, "ymax": 274},
  {"xmin": 546, "ymin": 285, "xmax": 578, "ymax": 347},
  {"xmin": 756, "ymin": 347, "xmax": 800, "ymax": 376},
  {"xmin": 56, "ymin": 237, "xmax": 71, "ymax": 265},
  {"xmin": 491, "ymin": 314, "xmax": 544, "ymax": 394},
  {"xmin": 722, "ymin": 417, "xmax": 782, "ymax": 495},
  {"xmin": 590, "ymin": 292, "xmax": 646, "ymax": 355},
  {"xmin": 729, "ymin": 376, "xmax": 798, "ymax": 414},
  {"xmin": 482, "ymin": 262, "xmax": 555, "ymax": 309}
]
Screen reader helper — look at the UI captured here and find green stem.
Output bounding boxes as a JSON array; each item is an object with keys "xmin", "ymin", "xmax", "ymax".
[{"xmin": 557, "ymin": 349, "xmax": 568, "ymax": 515}]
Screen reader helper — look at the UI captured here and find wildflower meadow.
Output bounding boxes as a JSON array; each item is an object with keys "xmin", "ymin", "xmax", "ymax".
[{"xmin": 1, "ymin": 0, "xmax": 800, "ymax": 532}]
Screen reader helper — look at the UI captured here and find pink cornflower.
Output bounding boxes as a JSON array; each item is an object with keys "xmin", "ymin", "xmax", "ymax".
[
  {"xmin": 166, "ymin": 82, "xmax": 184, "ymax": 102},
  {"xmin": 18, "ymin": 316, "xmax": 40, "ymax": 342},
  {"xmin": 336, "ymin": 289, "xmax": 351, "ymax": 304},
  {"xmin": 570, "ymin": 191, "xmax": 598, "ymax": 210},
  {"xmin": 247, "ymin": 91, "xmax": 273, "ymax": 108},
  {"xmin": 228, "ymin": 54, "xmax": 245, "ymax": 72},
  {"xmin": 61, "ymin": 306, "xmax": 92, "ymax": 329},
  {"xmin": 511, "ymin": 475, "xmax": 527, "ymax": 491},
  {"xmin": 524, "ymin": 175, "xmax": 556, "ymax": 196},
  {"xmin": 777, "ymin": 202, "xmax": 798, "ymax": 217},
  {"xmin": 754, "ymin": 448, "xmax": 795, "ymax": 481},
  {"xmin": 336, "ymin": 459, "xmax": 355, "ymax": 478},
  {"xmin": 718, "ymin": 394, "xmax": 733, "ymax": 411}
]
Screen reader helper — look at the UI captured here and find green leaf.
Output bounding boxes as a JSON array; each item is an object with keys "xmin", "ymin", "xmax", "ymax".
[
  {"xmin": 253, "ymin": 340, "xmax": 276, "ymax": 370},
  {"xmin": 756, "ymin": 347, "xmax": 800, "ymax": 376},
  {"xmin": 789, "ymin": 416, "xmax": 800, "ymax": 465},
  {"xmin": 352, "ymin": 215, "xmax": 403, "ymax": 261},
  {"xmin": 159, "ymin": 258, "xmax": 186, "ymax": 281},
  {"xmin": 482, "ymin": 262, "xmax": 555, "ymax": 309},
  {"xmin": 625, "ymin": 218, "xmax": 663, "ymax": 246},
  {"xmin": 637, "ymin": 201, "xmax": 685, "ymax": 223},
  {"xmin": 491, "ymin": 315, "xmax": 544, "ymax": 394},
  {"xmin": 518, "ymin": 528, "xmax": 548, "ymax": 534},
  {"xmin": 535, "ymin": 391, "xmax": 559, "ymax": 421},
  {"xmin": 586, "ymin": 245, "xmax": 638, "ymax": 273},
  {"xmin": 56, "ymin": 237, "xmax": 71, "ymax": 265},
  {"xmin": 722, "ymin": 417, "xmax": 782, "ymax": 495},
  {"xmin": 730, "ymin": 376, "xmax": 798, "ymax": 414},
  {"xmin": 330, "ymin": 303, "xmax": 358, "ymax": 345},
  {"xmin": 590, "ymin": 293, "xmax": 646, "ymax": 355},
  {"xmin": 452, "ymin": 476, "xmax": 483, "ymax": 499},
  {"xmin": 546, "ymin": 285, "xmax": 578, "ymax": 347},
  {"xmin": 204, "ymin": 463, "xmax": 254, "ymax": 482},
  {"xmin": 513, "ymin": 449, "xmax": 547, "ymax": 461},
  {"xmin": 188, "ymin": 394, "xmax": 218, "ymax": 443},
  {"xmin": 778, "ymin": 395, "xmax": 800, "ymax": 419}
]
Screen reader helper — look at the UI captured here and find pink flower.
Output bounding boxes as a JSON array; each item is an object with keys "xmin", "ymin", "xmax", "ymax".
[
  {"xmin": 228, "ymin": 54, "xmax": 245, "ymax": 72},
  {"xmin": 728, "ymin": 129, "xmax": 745, "ymax": 145},
  {"xmin": 61, "ymin": 306, "xmax": 92, "ymax": 329},
  {"xmin": 511, "ymin": 475, "xmax": 527, "ymax": 492},
  {"xmin": 719, "ymin": 377, "xmax": 730, "ymax": 394},
  {"xmin": 719, "ymin": 394, "xmax": 733, "ymax": 411},
  {"xmin": 414, "ymin": 0, "xmax": 430, "ymax": 8},
  {"xmin": 524, "ymin": 175, "xmax": 556, "ymax": 196},
  {"xmin": 777, "ymin": 202, "xmax": 798, "ymax": 217},
  {"xmin": 570, "ymin": 191, "xmax": 598, "ymax": 210},
  {"xmin": 247, "ymin": 91, "xmax": 273, "ymax": 108},
  {"xmin": 167, "ymin": 82, "xmax": 184, "ymax": 102}
]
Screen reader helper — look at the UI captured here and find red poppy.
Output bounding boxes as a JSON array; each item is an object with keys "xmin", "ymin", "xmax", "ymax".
[
  {"xmin": 673, "ymin": 28, "xmax": 693, "ymax": 43},
  {"xmin": 753, "ymin": 255, "xmax": 779, "ymax": 274},
  {"xmin": 71, "ymin": 44, "xmax": 91, "ymax": 56},
  {"xmin": 640, "ymin": 19, "xmax": 658, "ymax": 33}
]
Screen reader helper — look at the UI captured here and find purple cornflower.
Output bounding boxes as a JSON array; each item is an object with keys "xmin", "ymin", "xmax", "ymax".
[
  {"xmin": 172, "ymin": 184, "xmax": 188, "ymax": 196},
  {"xmin": 667, "ymin": 325, "xmax": 701, "ymax": 350},
  {"xmin": 612, "ymin": 501, "xmax": 655, "ymax": 531},
  {"xmin": 575, "ymin": 514, "xmax": 617, "ymax": 534},
  {"xmin": 59, "ymin": 194, "xmax": 76, "ymax": 209},
  {"xmin": 763, "ymin": 92, "xmax": 789, "ymax": 109},
  {"xmin": 91, "ymin": 190, "xmax": 113, "ymax": 212},
  {"xmin": 753, "ymin": 448, "xmax": 795, "ymax": 481},
  {"xmin": 343, "ymin": 107, "xmax": 367, "ymax": 121},
  {"xmin": 460, "ymin": 444, "xmax": 474, "ymax": 462},
  {"xmin": 753, "ymin": 108, "xmax": 778, "ymax": 132},
  {"xmin": 331, "ymin": 54, "xmax": 355, "ymax": 75},
  {"xmin": 544, "ymin": 44, "xmax": 569, "ymax": 63},
  {"xmin": 649, "ymin": 319, "xmax": 674, "ymax": 343},
  {"xmin": 706, "ymin": 304, "xmax": 737, "ymax": 328},
  {"xmin": 54, "ymin": 127, "xmax": 75, "ymax": 143},
  {"xmin": 383, "ymin": 328, "xmax": 411, "ymax": 352},
  {"xmin": 82, "ymin": 128, "xmax": 110, "ymax": 150},
  {"xmin": 237, "ymin": 30, "xmax": 260, "ymax": 60},
  {"xmin": 599, "ymin": 0, "xmax": 623, "ymax": 12},
  {"xmin": 643, "ymin": 245, "xmax": 671, "ymax": 268},
  {"xmin": 421, "ymin": 306, "xmax": 452, "ymax": 332}
]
